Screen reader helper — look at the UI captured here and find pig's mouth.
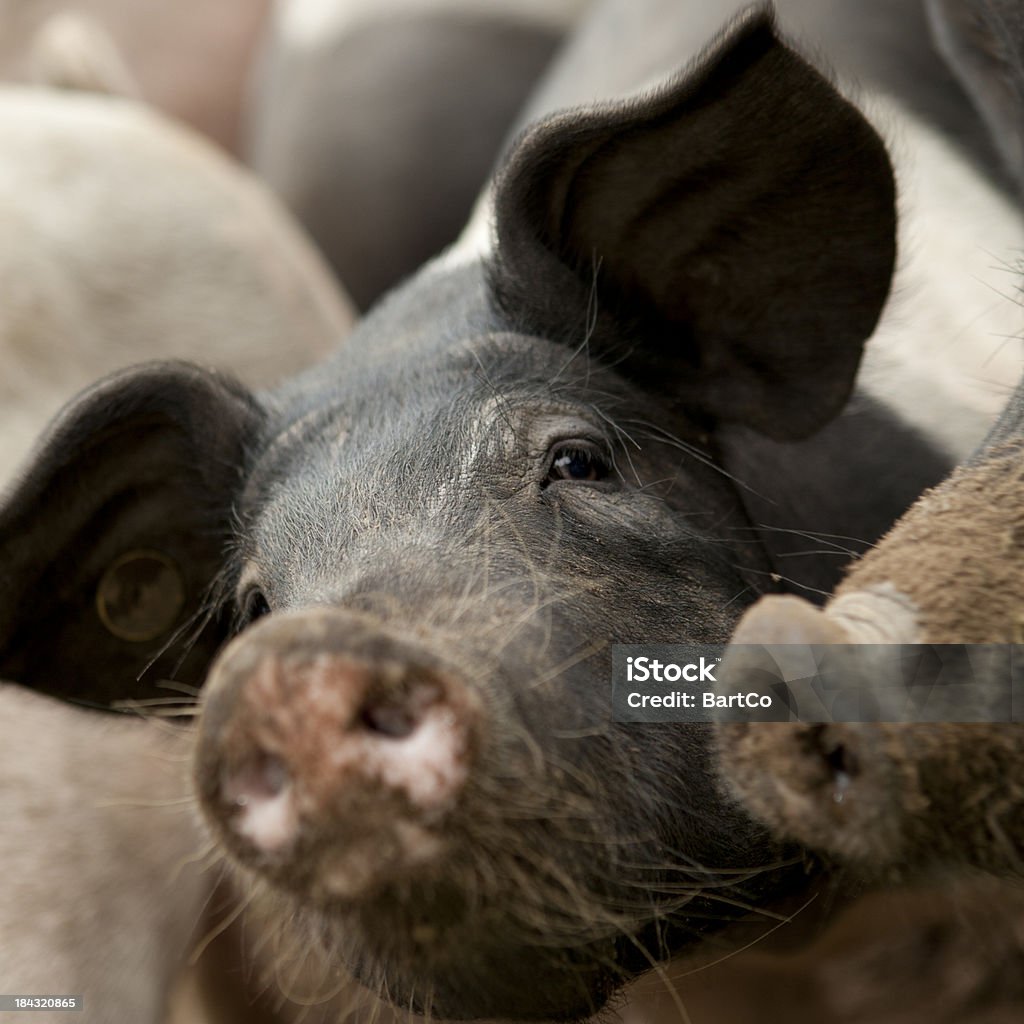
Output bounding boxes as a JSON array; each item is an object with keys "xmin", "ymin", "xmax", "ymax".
[
  {"xmin": 206, "ymin": 775, "xmax": 804, "ymax": 1021},
  {"xmin": 312, "ymin": 886, "xmax": 625, "ymax": 1021},
  {"xmin": 238, "ymin": 827, "xmax": 806, "ymax": 1022}
]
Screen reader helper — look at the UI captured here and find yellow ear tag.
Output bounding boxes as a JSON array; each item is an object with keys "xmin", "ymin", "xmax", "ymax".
[{"xmin": 96, "ymin": 550, "xmax": 186, "ymax": 643}]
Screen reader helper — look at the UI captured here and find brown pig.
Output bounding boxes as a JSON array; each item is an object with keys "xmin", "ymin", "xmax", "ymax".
[{"xmin": 714, "ymin": 375, "xmax": 1024, "ymax": 877}]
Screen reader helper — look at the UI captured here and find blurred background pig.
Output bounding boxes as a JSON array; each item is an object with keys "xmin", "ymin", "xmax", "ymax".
[
  {"xmin": 0, "ymin": 0, "xmax": 270, "ymax": 153},
  {"xmin": 0, "ymin": 33, "xmax": 353, "ymax": 484},
  {"xmin": 0, "ymin": 686, "xmax": 207, "ymax": 1024},
  {"xmin": 246, "ymin": 0, "xmax": 590, "ymax": 309}
]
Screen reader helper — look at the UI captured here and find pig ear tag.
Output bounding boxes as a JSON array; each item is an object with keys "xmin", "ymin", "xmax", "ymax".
[{"xmin": 96, "ymin": 550, "xmax": 186, "ymax": 643}]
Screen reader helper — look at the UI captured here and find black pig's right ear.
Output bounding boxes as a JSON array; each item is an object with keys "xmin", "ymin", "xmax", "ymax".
[
  {"xmin": 0, "ymin": 362, "xmax": 262, "ymax": 706},
  {"xmin": 490, "ymin": 5, "xmax": 897, "ymax": 440}
]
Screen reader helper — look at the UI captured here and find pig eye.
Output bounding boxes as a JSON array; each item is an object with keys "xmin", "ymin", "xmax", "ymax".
[
  {"xmin": 545, "ymin": 442, "xmax": 610, "ymax": 485},
  {"xmin": 238, "ymin": 587, "xmax": 271, "ymax": 628}
]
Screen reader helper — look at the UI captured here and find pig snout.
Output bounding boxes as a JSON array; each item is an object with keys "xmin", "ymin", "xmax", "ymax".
[{"xmin": 195, "ymin": 608, "xmax": 479, "ymax": 899}]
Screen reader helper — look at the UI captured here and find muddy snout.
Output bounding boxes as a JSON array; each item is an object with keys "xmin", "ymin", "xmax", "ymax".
[{"xmin": 195, "ymin": 608, "xmax": 479, "ymax": 900}]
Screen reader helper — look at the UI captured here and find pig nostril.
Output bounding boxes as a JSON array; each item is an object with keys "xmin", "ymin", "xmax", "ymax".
[
  {"xmin": 360, "ymin": 701, "xmax": 419, "ymax": 739},
  {"xmin": 220, "ymin": 753, "xmax": 297, "ymax": 855},
  {"xmin": 224, "ymin": 752, "xmax": 289, "ymax": 807},
  {"xmin": 824, "ymin": 741, "xmax": 859, "ymax": 780},
  {"xmin": 356, "ymin": 677, "xmax": 443, "ymax": 739}
]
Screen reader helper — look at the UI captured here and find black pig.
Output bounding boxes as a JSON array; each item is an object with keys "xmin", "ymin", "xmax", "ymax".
[{"xmin": 0, "ymin": 6, "xmax": 977, "ymax": 1021}]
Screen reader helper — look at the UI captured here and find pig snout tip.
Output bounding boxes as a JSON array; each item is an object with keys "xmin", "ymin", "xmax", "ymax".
[{"xmin": 195, "ymin": 611, "xmax": 477, "ymax": 891}]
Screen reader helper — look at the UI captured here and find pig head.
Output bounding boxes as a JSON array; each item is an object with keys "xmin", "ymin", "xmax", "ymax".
[
  {"xmin": 713, "ymin": 0, "xmax": 1024, "ymax": 883},
  {"xmin": 0, "ymin": 9, "xmax": 929, "ymax": 1020},
  {"xmin": 714, "ymin": 371, "xmax": 1024, "ymax": 879}
]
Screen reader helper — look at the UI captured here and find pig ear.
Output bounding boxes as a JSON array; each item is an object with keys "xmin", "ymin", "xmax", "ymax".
[
  {"xmin": 490, "ymin": 6, "xmax": 897, "ymax": 440},
  {"xmin": 0, "ymin": 362, "xmax": 261, "ymax": 706}
]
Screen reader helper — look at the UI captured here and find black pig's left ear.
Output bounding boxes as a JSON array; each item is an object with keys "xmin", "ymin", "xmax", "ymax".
[
  {"xmin": 491, "ymin": 5, "xmax": 896, "ymax": 440},
  {"xmin": 0, "ymin": 362, "xmax": 263, "ymax": 705}
]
